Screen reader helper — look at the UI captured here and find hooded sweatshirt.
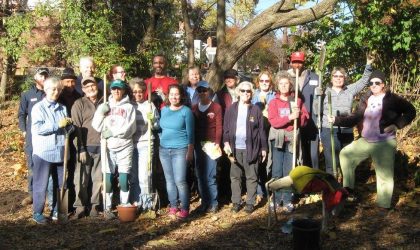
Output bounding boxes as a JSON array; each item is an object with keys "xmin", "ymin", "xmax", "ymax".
[{"xmin": 92, "ymin": 94, "xmax": 136, "ymax": 150}]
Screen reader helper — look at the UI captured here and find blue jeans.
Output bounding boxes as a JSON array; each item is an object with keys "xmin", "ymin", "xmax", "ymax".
[
  {"xmin": 159, "ymin": 147, "xmax": 190, "ymax": 210},
  {"xmin": 32, "ymin": 155, "xmax": 63, "ymax": 214},
  {"xmin": 130, "ymin": 143, "xmax": 154, "ymax": 209},
  {"xmin": 321, "ymin": 128, "xmax": 354, "ymax": 174},
  {"xmin": 195, "ymin": 145, "xmax": 218, "ymax": 207},
  {"xmin": 271, "ymin": 141, "xmax": 293, "ymax": 205}
]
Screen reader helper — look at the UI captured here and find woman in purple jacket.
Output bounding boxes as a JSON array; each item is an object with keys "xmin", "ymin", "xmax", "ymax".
[{"xmin": 223, "ymin": 81, "xmax": 268, "ymax": 214}]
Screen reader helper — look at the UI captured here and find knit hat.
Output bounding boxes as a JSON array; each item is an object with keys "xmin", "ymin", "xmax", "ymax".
[
  {"xmin": 61, "ymin": 67, "xmax": 77, "ymax": 80},
  {"xmin": 224, "ymin": 69, "xmax": 238, "ymax": 79},
  {"xmin": 368, "ymin": 70, "xmax": 386, "ymax": 83}
]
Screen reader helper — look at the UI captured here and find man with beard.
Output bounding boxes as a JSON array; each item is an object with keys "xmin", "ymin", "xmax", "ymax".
[
  {"xmin": 71, "ymin": 77, "xmax": 103, "ymax": 218},
  {"xmin": 145, "ymin": 54, "xmax": 178, "ymax": 109}
]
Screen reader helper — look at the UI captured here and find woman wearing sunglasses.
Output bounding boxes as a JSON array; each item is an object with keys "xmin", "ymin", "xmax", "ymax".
[
  {"xmin": 320, "ymin": 54, "xmax": 374, "ymax": 175},
  {"xmin": 251, "ymin": 70, "xmax": 276, "ymax": 202},
  {"xmin": 223, "ymin": 81, "xmax": 268, "ymax": 214},
  {"xmin": 330, "ymin": 70, "xmax": 416, "ymax": 211}
]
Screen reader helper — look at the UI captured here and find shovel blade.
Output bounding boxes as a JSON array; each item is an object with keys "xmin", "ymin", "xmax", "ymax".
[{"xmin": 57, "ymin": 189, "xmax": 69, "ymax": 223}]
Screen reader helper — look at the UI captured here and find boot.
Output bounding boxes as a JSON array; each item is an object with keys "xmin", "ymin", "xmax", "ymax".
[{"xmin": 120, "ymin": 191, "xmax": 130, "ymax": 206}]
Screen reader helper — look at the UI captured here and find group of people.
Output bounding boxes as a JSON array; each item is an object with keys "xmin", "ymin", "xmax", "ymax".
[{"xmin": 18, "ymin": 51, "xmax": 416, "ymax": 224}]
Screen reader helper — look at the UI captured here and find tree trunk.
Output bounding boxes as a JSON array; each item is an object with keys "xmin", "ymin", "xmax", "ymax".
[
  {"xmin": 207, "ymin": 0, "xmax": 339, "ymax": 90},
  {"xmin": 0, "ymin": 57, "xmax": 9, "ymax": 103},
  {"xmin": 206, "ymin": 0, "xmax": 226, "ymax": 87},
  {"xmin": 181, "ymin": 0, "xmax": 195, "ymax": 67},
  {"xmin": 138, "ymin": 1, "xmax": 159, "ymax": 52}
]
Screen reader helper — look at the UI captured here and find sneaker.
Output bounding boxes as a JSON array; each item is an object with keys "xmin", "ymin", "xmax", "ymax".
[
  {"xmin": 89, "ymin": 208, "xmax": 99, "ymax": 217},
  {"xmin": 207, "ymin": 205, "xmax": 219, "ymax": 214},
  {"xmin": 244, "ymin": 204, "xmax": 254, "ymax": 214},
  {"xmin": 74, "ymin": 207, "xmax": 85, "ymax": 219},
  {"xmin": 51, "ymin": 211, "xmax": 58, "ymax": 221},
  {"xmin": 282, "ymin": 203, "xmax": 294, "ymax": 213},
  {"xmin": 32, "ymin": 213, "xmax": 47, "ymax": 224},
  {"xmin": 176, "ymin": 209, "xmax": 189, "ymax": 219},
  {"xmin": 195, "ymin": 204, "xmax": 208, "ymax": 214},
  {"xmin": 168, "ymin": 207, "xmax": 178, "ymax": 218},
  {"xmin": 104, "ymin": 210, "xmax": 116, "ymax": 220},
  {"xmin": 21, "ymin": 196, "xmax": 33, "ymax": 206},
  {"xmin": 231, "ymin": 203, "xmax": 241, "ymax": 213}
]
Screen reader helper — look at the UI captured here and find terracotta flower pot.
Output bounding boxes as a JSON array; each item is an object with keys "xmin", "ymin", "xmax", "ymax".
[{"xmin": 117, "ymin": 205, "xmax": 137, "ymax": 222}]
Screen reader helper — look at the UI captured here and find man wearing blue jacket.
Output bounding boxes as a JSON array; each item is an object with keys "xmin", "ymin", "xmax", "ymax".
[
  {"xmin": 287, "ymin": 52, "xmax": 321, "ymax": 169},
  {"xmin": 18, "ymin": 67, "xmax": 49, "ymax": 206}
]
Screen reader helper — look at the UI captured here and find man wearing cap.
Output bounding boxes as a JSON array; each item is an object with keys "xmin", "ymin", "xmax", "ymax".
[
  {"xmin": 18, "ymin": 67, "xmax": 49, "ymax": 206},
  {"xmin": 216, "ymin": 69, "xmax": 239, "ymax": 115},
  {"xmin": 191, "ymin": 81, "xmax": 223, "ymax": 213},
  {"xmin": 75, "ymin": 56, "xmax": 104, "ymax": 96},
  {"xmin": 287, "ymin": 52, "xmax": 321, "ymax": 169},
  {"xmin": 145, "ymin": 54, "xmax": 178, "ymax": 109},
  {"xmin": 71, "ymin": 77, "xmax": 104, "ymax": 218},
  {"xmin": 330, "ymin": 70, "xmax": 416, "ymax": 211}
]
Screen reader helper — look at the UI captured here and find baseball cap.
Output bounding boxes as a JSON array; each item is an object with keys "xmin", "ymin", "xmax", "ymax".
[
  {"xmin": 81, "ymin": 77, "xmax": 97, "ymax": 86},
  {"xmin": 197, "ymin": 81, "xmax": 209, "ymax": 89},
  {"xmin": 291, "ymin": 52, "xmax": 305, "ymax": 63},
  {"xmin": 110, "ymin": 79, "xmax": 128, "ymax": 89},
  {"xmin": 36, "ymin": 67, "xmax": 49, "ymax": 76}
]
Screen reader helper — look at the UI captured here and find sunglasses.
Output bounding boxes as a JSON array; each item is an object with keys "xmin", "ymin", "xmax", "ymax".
[
  {"xmin": 259, "ymin": 79, "xmax": 270, "ymax": 83},
  {"xmin": 197, "ymin": 88, "xmax": 208, "ymax": 93},
  {"xmin": 369, "ymin": 81, "xmax": 382, "ymax": 86},
  {"xmin": 333, "ymin": 75, "xmax": 344, "ymax": 78},
  {"xmin": 240, "ymin": 89, "xmax": 252, "ymax": 93}
]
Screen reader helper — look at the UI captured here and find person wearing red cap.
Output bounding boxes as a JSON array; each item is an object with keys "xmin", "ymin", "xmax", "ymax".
[{"xmin": 287, "ymin": 51, "xmax": 321, "ymax": 169}]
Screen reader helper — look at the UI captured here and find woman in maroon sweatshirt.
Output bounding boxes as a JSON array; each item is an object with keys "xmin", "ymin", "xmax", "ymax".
[{"xmin": 268, "ymin": 73, "xmax": 309, "ymax": 212}]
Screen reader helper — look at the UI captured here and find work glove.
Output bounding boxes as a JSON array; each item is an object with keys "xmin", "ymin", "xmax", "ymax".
[
  {"xmin": 79, "ymin": 151, "xmax": 89, "ymax": 165},
  {"xmin": 98, "ymin": 103, "xmax": 110, "ymax": 115},
  {"xmin": 58, "ymin": 117, "xmax": 72, "ymax": 128},
  {"xmin": 102, "ymin": 129, "xmax": 113, "ymax": 139},
  {"xmin": 223, "ymin": 144, "xmax": 232, "ymax": 156},
  {"xmin": 314, "ymin": 87, "xmax": 323, "ymax": 96},
  {"xmin": 384, "ymin": 124, "xmax": 398, "ymax": 133},
  {"xmin": 146, "ymin": 112, "xmax": 154, "ymax": 121}
]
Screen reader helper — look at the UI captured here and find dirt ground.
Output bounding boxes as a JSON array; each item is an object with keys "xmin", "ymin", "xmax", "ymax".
[{"xmin": 0, "ymin": 101, "xmax": 419, "ymax": 249}]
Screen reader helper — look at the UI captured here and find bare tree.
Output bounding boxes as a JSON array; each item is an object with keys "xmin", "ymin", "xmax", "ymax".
[{"xmin": 207, "ymin": 0, "xmax": 339, "ymax": 89}]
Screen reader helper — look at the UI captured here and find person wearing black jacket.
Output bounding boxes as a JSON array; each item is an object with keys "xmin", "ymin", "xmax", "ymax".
[{"xmin": 329, "ymin": 70, "xmax": 416, "ymax": 210}]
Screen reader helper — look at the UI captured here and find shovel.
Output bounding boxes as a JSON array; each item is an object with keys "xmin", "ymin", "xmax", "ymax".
[
  {"xmin": 57, "ymin": 127, "xmax": 70, "ymax": 223},
  {"xmin": 147, "ymin": 81, "xmax": 160, "ymax": 213}
]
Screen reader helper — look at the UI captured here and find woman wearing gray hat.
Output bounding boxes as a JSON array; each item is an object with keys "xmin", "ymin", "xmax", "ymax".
[{"xmin": 329, "ymin": 70, "xmax": 416, "ymax": 211}]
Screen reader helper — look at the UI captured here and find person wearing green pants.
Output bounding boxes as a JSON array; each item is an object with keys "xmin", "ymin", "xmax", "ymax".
[{"xmin": 329, "ymin": 70, "xmax": 416, "ymax": 209}]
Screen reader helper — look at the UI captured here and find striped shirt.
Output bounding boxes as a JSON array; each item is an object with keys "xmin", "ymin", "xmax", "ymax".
[{"xmin": 31, "ymin": 98, "xmax": 68, "ymax": 163}]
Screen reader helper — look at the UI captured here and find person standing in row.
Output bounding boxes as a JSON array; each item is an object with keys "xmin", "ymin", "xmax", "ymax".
[
  {"xmin": 159, "ymin": 84, "xmax": 194, "ymax": 219},
  {"xmin": 92, "ymin": 80, "xmax": 136, "ymax": 219},
  {"xmin": 71, "ymin": 77, "xmax": 103, "ymax": 218},
  {"xmin": 75, "ymin": 56, "xmax": 104, "ymax": 96},
  {"xmin": 192, "ymin": 81, "xmax": 223, "ymax": 214},
  {"xmin": 268, "ymin": 74, "xmax": 309, "ymax": 212},
  {"xmin": 223, "ymin": 81, "xmax": 267, "ymax": 214},
  {"xmin": 31, "ymin": 77, "xmax": 73, "ymax": 224},
  {"xmin": 287, "ymin": 52, "xmax": 321, "ymax": 169},
  {"xmin": 128, "ymin": 78, "xmax": 160, "ymax": 212},
  {"xmin": 18, "ymin": 67, "xmax": 49, "ymax": 206}
]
